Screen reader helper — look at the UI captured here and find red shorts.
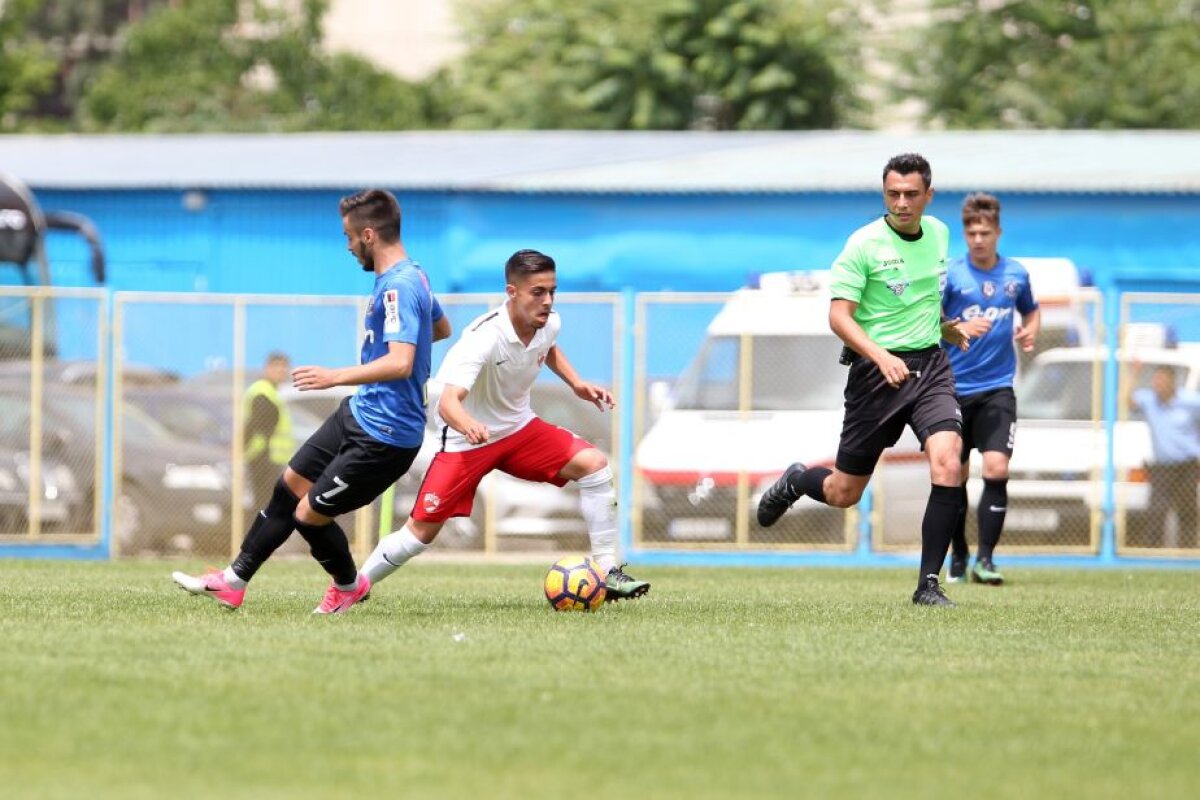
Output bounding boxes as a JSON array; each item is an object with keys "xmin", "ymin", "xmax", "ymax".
[{"xmin": 411, "ymin": 417, "xmax": 593, "ymax": 522}]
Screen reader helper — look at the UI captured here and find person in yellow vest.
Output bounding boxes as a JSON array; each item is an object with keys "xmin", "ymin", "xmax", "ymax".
[{"xmin": 244, "ymin": 351, "xmax": 293, "ymax": 510}]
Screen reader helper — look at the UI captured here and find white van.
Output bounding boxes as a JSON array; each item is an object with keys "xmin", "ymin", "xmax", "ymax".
[
  {"xmin": 1006, "ymin": 340, "xmax": 1200, "ymax": 548},
  {"xmin": 635, "ymin": 271, "xmax": 851, "ymax": 544}
]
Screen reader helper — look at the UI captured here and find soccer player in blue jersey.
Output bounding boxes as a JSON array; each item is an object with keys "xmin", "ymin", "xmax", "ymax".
[
  {"xmin": 174, "ymin": 189, "xmax": 452, "ymax": 613},
  {"xmin": 942, "ymin": 192, "xmax": 1040, "ymax": 585}
]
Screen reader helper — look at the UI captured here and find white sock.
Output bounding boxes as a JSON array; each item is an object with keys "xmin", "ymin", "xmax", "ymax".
[
  {"xmin": 222, "ymin": 567, "xmax": 247, "ymax": 589},
  {"xmin": 363, "ymin": 525, "xmax": 428, "ymax": 584},
  {"xmin": 577, "ymin": 466, "xmax": 617, "ymax": 574}
]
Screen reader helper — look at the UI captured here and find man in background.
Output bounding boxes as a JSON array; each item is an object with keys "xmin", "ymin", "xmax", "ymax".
[
  {"xmin": 243, "ymin": 351, "xmax": 293, "ymax": 511},
  {"xmin": 1131, "ymin": 365, "xmax": 1200, "ymax": 548},
  {"xmin": 942, "ymin": 192, "xmax": 1040, "ymax": 586}
]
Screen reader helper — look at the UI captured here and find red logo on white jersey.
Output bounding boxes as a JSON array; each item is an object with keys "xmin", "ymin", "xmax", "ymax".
[{"xmin": 422, "ymin": 492, "xmax": 441, "ymax": 513}]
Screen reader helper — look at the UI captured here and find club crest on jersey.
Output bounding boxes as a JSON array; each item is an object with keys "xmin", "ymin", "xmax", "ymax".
[
  {"xmin": 383, "ymin": 289, "xmax": 400, "ymax": 333},
  {"xmin": 981, "ymin": 281, "xmax": 996, "ymax": 298},
  {"xmin": 885, "ymin": 279, "xmax": 909, "ymax": 297},
  {"xmin": 422, "ymin": 492, "xmax": 441, "ymax": 513},
  {"xmin": 1005, "ymin": 280, "xmax": 1021, "ymax": 298},
  {"xmin": 537, "ymin": 352, "xmax": 547, "ymax": 367}
]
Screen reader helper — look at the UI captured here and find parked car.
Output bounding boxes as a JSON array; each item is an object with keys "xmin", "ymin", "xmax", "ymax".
[
  {"xmin": 0, "ymin": 381, "xmax": 235, "ymax": 555},
  {"xmin": 0, "ymin": 442, "xmax": 83, "ymax": 535},
  {"xmin": 1004, "ymin": 344, "xmax": 1200, "ymax": 546}
]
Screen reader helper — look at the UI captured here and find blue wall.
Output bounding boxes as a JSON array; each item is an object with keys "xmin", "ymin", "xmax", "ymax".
[
  {"xmin": 9, "ymin": 187, "xmax": 1197, "ymax": 378},
  {"xmin": 25, "ymin": 188, "xmax": 1200, "ymax": 296}
]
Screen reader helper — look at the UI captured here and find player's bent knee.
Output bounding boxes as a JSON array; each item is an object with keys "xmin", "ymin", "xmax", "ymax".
[{"xmin": 562, "ymin": 448, "xmax": 608, "ymax": 481}]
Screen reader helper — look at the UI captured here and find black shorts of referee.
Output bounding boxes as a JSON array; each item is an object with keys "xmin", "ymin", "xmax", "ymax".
[{"xmin": 836, "ymin": 346, "xmax": 962, "ymax": 476}]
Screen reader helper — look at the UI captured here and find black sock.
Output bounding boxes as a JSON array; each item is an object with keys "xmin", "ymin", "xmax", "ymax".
[
  {"xmin": 977, "ymin": 478, "xmax": 1008, "ymax": 562},
  {"xmin": 919, "ymin": 484, "xmax": 964, "ymax": 587},
  {"xmin": 950, "ymin": 483, "xmax": 970, "ymax": 560},
  {"xmin": 293, "ymin": 517, "xmax": 357, "ymax": 586},
  {"xmin": 795, "ymin": 467, "xmax": 832, "ymax": 504},
  {"xmin": 231, "ymin": 477, "xmax": 299, "ymax": 582}
]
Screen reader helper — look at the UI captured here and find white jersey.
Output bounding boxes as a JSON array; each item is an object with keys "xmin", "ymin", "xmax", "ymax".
[{"xmin": 434, "ymin": 302, "xmax": 560, "ymax": 452}]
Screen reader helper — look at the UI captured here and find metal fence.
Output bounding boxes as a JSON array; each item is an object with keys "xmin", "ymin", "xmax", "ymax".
[{"xmin": 0, "ymin": 286, "xmax": 1196, "ymax": 564}]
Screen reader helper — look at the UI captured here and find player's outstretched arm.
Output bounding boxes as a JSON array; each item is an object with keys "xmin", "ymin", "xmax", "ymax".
[
  {"xmin": 545, "ymin": 346, "xmax": 614, "ymax": 411},
  {"xmin": 438, "ymin": 384, "xmax": 490, "ymax": 444},
  {"xmin": 292, "ymin": 341, "xmax": 416, "ymax": 391}
]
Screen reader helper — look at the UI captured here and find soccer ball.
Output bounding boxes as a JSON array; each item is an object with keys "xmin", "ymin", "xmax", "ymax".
[{"xmin": 543, "ymin": 556, "xmax": 606, "ymax": 612}]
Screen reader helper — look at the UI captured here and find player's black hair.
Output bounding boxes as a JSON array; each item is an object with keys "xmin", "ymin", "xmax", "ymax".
[
  {"xmin": 338, "ymin": 189, "xmax": 401, "ymax": 242},
  {"xmin": 265, "ymin": 350, "xmax": 290, "ymax": 366},
  {"xmin": 505, "ymin": 249, "xmax": 556, "ymax": 284},
  {"xmin": 883, "ymin": 153, "xmax": 932, "ymax": 189},
  {"xmin": 962, "ymin": 192, "xmax": 1001, "ymax": 227}
]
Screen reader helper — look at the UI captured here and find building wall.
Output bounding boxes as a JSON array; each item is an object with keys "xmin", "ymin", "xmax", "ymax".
[
  {"xmin": 322, "ymin": 0, "xmax": 463, "ymax": 80},
  {"xmin": 27, "ymin": 188, "xmax": 1200, "ymax": 297}
]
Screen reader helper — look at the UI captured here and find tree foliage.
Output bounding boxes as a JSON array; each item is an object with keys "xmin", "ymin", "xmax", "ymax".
[
  {"xmin": 78, "ymin": 0, "xmax": 436, "ymax": 132},
  {"xmin": 448, "ymin": 0, "xmax": 864, "ymax": 130},
  {"xmin": 910, "ymin": 0, "xmax": 1200, "ymax": 128},
  {"xmin": 0, "ymin": 0, "xmax": 60, "ymax": 130}
]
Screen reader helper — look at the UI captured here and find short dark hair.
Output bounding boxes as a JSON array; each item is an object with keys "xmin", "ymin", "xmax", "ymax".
[
  {"xmin": 962, "ymin": 192, "xmax": 1001, "ymax": 227},
  {"xmin": 339, "ymin": 189, "xmax": 401, "ymax": 243},
  {"xmin": 883, "ymin": 153, "xmax": 932, "ymax": 189},
  {"xmin": 504, "ymin": 249, "xmax": 556, "ymax": 284},
  {"xmin": 265, "ymin": 350, "xmax": 289, "ymax": 366}
]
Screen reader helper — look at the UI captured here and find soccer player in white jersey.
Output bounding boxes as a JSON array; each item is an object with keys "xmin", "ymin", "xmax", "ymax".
[{"xmin": 361, "ymin": 249, "xmax": 650, "ymax": 601}]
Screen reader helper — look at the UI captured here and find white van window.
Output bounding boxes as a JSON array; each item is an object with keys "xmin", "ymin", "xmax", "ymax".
[
  {"xmin": 674, "ymin": 335, "xmax": 846, "ymax": 411},
  {"xmin": 1019, "ymin": 360, "xmax": 1188, "ymax": 421}
]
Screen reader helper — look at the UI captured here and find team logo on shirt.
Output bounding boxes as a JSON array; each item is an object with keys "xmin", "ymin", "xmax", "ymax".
[
  {"xmin": 1005, "ymin": 280, "xmax": 1021, "ymax": 298},
  {"xmin": 422, "ymin": 492, "xmax": 441, "ymax": 513},
  {"xmin": 885, "ymin": 279, "xmax": 909, "ymax": 297},
  {"xmin": 384, "ymin": 289, "xmax": 400, "ymax": 334},
  {"xmin": 981, "ymin": 281, "xmax": 996, "ymax": 298},
  {"xmin": 537, "ymin": 352, "xmax": 547, "ymax": 367}
]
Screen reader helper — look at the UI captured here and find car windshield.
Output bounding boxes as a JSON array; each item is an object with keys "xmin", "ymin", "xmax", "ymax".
[
  {"xmin": 1018, "ymin": 359, "xmax": 1190, "ymax": 421},
  {"xmin": 51, "ymin": 392, "xmax": 176, "ymax": 443},
  {"xmin": 672, "ymin": 335, "xmax": 846, "ymax": 411}
]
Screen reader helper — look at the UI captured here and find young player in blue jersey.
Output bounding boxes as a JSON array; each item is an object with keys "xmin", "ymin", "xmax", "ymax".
[
  {"xmin": 174, "ymin": 189, "xmax": 452, "ymax": 613},
  {"xmin": 942, "ymin": 192, "xmax": 1040, "ymax": 585}
]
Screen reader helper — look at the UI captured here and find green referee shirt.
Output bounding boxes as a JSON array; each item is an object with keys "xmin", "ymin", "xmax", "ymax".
[{"xmin": 829, "ymin": 215, "xmax": 950, "ymax": 352}]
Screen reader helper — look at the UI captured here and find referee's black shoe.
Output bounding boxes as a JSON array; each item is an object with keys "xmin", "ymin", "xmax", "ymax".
[
  {"xmin": 756, "ymin": 463, "xmax": 807, "ymax": 527},
  {"xmin": 912, "ymin": 574, "xmax": 956, "ymax": 607}
]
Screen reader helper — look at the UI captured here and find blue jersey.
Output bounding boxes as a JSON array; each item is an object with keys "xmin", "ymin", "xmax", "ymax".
[
  {"xmin": 942, "ymin": 255, "xmax": 1038, "ymax": 397},
  {"xmin": 349, "ymin": 260, "xmax": 444, "ymax": 447}
]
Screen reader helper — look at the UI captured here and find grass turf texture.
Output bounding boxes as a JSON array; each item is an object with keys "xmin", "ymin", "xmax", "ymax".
[{"xmin": 1, "ymin": 561, "xmax": 1197, "ymax": 800}]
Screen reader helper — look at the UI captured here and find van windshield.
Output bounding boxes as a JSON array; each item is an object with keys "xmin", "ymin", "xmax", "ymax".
[
  {"xmin": 673, "ymin": 335, "xmax": 846, "ymax": 411},
  {"xmin": 1018, "ymin": 359, "xmax": 1189, "ymax": 421}
]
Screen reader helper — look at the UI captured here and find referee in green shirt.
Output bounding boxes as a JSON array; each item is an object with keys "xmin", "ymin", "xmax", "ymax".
[{"xmin": 757, "ymin": 153, "xmax": 972, "ymax": 606}]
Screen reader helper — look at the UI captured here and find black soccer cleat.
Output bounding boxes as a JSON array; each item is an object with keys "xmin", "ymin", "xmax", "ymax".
[
  {"xmin": 912, "ymin": 574, "xmax": 956, "ymax": 607},
  {"xmin": 947, "ymin": 553, "xmax": 968, "ymax": 584},
  {"xmin": 756, "ymin": 462, "xmax": 807, "ymax": 528}
]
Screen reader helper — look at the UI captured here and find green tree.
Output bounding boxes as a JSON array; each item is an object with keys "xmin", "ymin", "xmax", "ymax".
[
  {"xmin": 0, "ymin": 0, "xmax": 60, "ymax": 130},
  {"xmin": 448, "ymin": 0, "xmax": 864, "ymax": 130},
  {"xmin": 79, "ymin": 0, "xmax": 436, "ymax": 132},
  {"xmin": 910, "ymin": 0, "xmax": 1200, "ymax": 128}
]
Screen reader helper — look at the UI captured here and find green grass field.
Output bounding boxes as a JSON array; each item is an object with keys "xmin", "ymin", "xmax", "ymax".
[{"xmin": 1, "ymin": 560, "xmax": 1197, "ymax": 800}]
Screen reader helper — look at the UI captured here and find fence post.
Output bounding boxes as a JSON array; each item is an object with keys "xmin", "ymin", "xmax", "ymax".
[
  {"xmin": 619, "ymin": 287, "xmax": 635, "ymax": 558},
  {"xmin": 1099, "ymin": 285, "xmax": 1120, "ymax": 562}
]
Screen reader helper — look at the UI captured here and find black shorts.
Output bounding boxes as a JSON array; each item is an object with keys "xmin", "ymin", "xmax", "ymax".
[
  {"xmin": 958, "ymin": 387, "xmax": 1017, "ymax": 461},
  {"xmin": 289, "ymin": 397, "xmax": 421, "ymax": 517},
  {"xmin": 836, "ymin": 347, "xmax": 962, "ymax": 476}
]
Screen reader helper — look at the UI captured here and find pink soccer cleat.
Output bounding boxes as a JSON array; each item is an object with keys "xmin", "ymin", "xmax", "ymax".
[
  {"xmin": 313, "ymin": 573, "xmax": 371, "ymax": 615},
  {"xmin": 172, "ymin": 569, "xmax": 245, "ymax": 610}
]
